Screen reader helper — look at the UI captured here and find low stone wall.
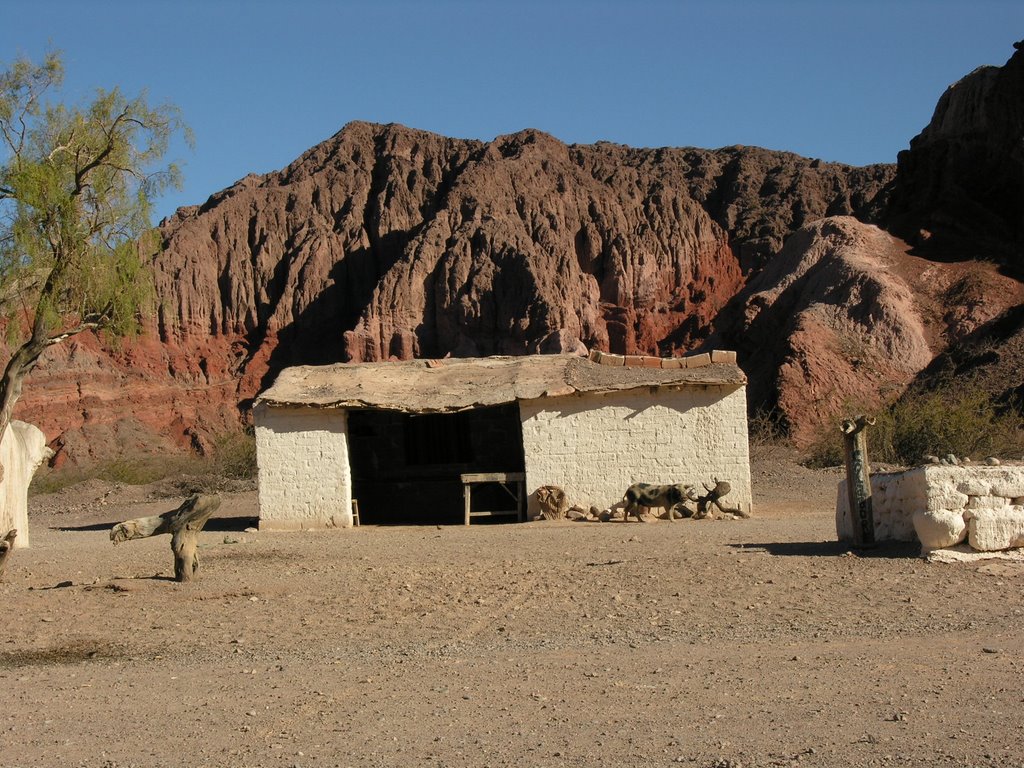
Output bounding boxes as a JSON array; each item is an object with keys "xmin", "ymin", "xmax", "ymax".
[{"xmin": 836, "ymin": 464, "xmax": 1024, "ymax": 553}]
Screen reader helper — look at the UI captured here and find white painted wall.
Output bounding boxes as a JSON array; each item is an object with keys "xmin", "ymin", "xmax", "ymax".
[
  {"xmin": 519, "ymin": 385, "xmax": 753, "ymax": 517},
  {"xmin": 254, "ymin": 404, "xmax": 353, "ymax": 530},
  {"xmin": 0, "ymin": 421, "xmax": 53, "ymax": 549}
]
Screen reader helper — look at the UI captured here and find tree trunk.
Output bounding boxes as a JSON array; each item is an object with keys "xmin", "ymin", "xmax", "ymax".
[
  {"xmin": 0, "ymin": 320, "xmax": 51, "ymax": 483},
  {"xmin": 111, "ymin": 494, "xmax": 221, "ymax": 582},
  {"xmin": 841, "ymin": 415, "xmax": 876, "ymax": 548}
]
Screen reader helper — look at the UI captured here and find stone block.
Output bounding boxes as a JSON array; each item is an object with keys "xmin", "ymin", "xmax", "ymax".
[
  {"xmin": 965, "ymin": 495, "xmax": 1010, "ymax": 510},
  {"xmin": 912, "ymin": 509, "xmax": 968, "ymax": 553},
  {"xmin": 640, "ymin": 356, "xmax": 663, "ymax": 368},
  {"xmin": 661, "ymin": 358, "xmax": 685, "ymax": 369},
  {"xmin": 683, "ymin": 353, "xmax": 711, "ymax": 368},
  {"xmin": 966, "ymin": 506, "xmax": 1024, "ymax": 551},
  {"xmin": 599, "ymin": 352, "xmax": 625, "ymax": 366},
  {"xmin": 955, "ymin": 478, "xmax": 993, "ymax": 496},
  {"xmin": 624, "ymin": 355, "xmax": 643, "ymax": 367},
  {"xmin": 992, "ymin": 481, "xmax": 1024, "ymax": 498},
  {"xmin": 925, "ymin": 486, "xmax": 969, "ymax": 512},
  {"xmin": 710, "ymin": 350, "xmax": 737, "ymax": 364}
]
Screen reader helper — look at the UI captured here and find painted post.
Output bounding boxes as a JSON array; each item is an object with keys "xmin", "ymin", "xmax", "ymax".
[{"xmin": 841, "ymin": 415, "xmax": 876, "ymax": 548}]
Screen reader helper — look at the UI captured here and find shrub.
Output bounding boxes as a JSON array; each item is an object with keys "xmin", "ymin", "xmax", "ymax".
[
  {"xmin": 748, "ymin": 406, "xmax": 788, "ymax": 448},
  {"xmin": 876, "ymin": 387, "xmax": 1023, "ymax": 464},
  {"xmin": 30, "ymin": 427, "xmax": 258, "ymax": 495},
  {"xmin": 804, "ymin": 384, "xmax": 1024, "ymax": 468},
  {"xmin": 211, "ymin": 427, "xmax": 258, "ymax": 480}
]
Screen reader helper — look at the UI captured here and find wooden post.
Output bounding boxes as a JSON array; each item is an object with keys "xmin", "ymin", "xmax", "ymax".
[
  {"xmin": 111, "ymin": 494, "xmax": 221, "ymax": 582},
  {"xmin": 841, "ymin": 415, "xmax": 876, "ymax": 548}
]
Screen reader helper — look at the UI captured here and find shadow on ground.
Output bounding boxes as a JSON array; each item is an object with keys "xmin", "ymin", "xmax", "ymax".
[
  {"xmin": 730, "ymin": 540, "xmax": 921, "ymax": 559},
  {"xmin": 52, "ymin": 515, "xmax": 260, "ymax": 534}
]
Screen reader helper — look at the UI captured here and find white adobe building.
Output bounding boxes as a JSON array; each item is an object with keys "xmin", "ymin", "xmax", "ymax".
[{"xmin": 253, "ymin": 351, "xmax": 752, "ymax": 528}]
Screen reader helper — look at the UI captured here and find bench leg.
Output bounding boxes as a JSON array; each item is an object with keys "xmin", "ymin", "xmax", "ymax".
[{"xmin": 464, "ymin": 484, "xmax": 471, "ymax": 526}]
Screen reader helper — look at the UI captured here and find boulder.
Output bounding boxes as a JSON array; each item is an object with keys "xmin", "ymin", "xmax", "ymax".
[{"xmin": 912, "ymin": 509, "xmax": 968, "ymax": 553}]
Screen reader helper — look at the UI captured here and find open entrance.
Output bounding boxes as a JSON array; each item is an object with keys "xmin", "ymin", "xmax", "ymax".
[{"xmin": 348, "ymin": 404, "xmax": 525, "ymax": 525}]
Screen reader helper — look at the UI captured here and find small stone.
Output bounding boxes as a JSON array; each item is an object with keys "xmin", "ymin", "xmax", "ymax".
[{"xmin": 985, "ymin": 457, "xmax": 1001, "ymax": 466}]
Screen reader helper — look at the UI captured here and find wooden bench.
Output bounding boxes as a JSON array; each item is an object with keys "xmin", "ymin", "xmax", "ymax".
[{"xmin": 461, "ymin": 472, "xmax": 526, "ymax": 525}]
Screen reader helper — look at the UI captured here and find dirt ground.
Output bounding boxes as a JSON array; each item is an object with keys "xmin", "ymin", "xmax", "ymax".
[{"xmin": 3, "ymin": 448, "xmax": 1023, "ymax": 768}]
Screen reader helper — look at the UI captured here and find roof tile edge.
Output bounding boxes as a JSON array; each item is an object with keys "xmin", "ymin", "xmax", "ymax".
[{"xmin": 587, "ymin": 349, "xmax": 738, "ymax": 368}]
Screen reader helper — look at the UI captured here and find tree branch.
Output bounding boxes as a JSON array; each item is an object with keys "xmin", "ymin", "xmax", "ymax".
[{"xmin": 45, "ymin": 319, "xmax": 104, "ymax": 347}]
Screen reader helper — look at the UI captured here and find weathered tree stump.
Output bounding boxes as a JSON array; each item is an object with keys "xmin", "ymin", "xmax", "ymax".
[
  {"xmin": 0, "ymin": 528, "xmax": 16, "ymax": 581},
  {"xmin": 693, "ymin": 480, "xmax": 749, "ymax": 519},
  {"xmin": 111, "ymin": 494, "xmax": 221, "ymax": 582},
  {"xmin": 535, "ymin": 485, "xmax": 569, "ymax": 520}
]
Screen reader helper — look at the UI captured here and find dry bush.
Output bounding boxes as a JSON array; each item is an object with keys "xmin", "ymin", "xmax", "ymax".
[
  {"xmin": 748, "ymin": 406, "xmax": 788, "ymax": 448},
  {"xmin": 30, "ymin": 428, "xmax": 257, "ymax": 496},
  {"xmin": 804, "ymin": 385, "xmax": 1024, "ymax": 468}
]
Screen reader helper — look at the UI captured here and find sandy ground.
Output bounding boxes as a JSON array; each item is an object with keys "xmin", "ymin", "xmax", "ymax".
[{"xmin": 2, "ymin": 449, "xmax": 1023, "ymax": 768}]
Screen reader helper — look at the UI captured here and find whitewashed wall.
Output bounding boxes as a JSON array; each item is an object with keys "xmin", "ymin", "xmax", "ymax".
[
  {"xmin": 254, "ymin": 404, "xmax": 353, "ymax": 530},
  {"xmin": 519, "ymin": 385, "xmax": 752, "ymax": 517},
  {"xmin": 0, "ymin": 421, "xmax": 53, "ymax": 549}
]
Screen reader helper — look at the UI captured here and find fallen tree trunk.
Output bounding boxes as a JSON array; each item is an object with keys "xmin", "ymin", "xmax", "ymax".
[{"xmin": 111, "ymin": 494, "xmax": 221, "ymax": 582}]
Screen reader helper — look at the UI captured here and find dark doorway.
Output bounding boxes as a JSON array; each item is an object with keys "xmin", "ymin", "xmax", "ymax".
[{"xmin": 348, "ymin": 404, "xmax": 525, "ymax": 525}]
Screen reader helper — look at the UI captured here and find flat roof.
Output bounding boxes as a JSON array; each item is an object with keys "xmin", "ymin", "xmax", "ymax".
[{"xmin": 256, "ymin": 353, "xmax": 746, "ymax": 413}]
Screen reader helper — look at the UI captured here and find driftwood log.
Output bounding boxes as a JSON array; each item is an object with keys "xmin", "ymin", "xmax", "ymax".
[
  {"xmin": 111, "ymin": 494, "xmax": 221, "ymax": 582},
  {"xmin": 0, "ymin": 529, "xmax": 16, "ymax": 581},
  {"xmin": 692, "ymin": 480, "xmax": 749, "ymax": 519}
]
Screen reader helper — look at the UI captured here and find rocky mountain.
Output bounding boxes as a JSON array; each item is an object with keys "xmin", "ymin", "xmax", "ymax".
[
  {"xmin": 888, "ymin": 40, "xmax": 1024, "ymax": 270},
  {"xmin": 708, "ymin": 217, "xmax": 1023, "ymax": 445},
  {"xmin": 10, "ymin": 43, "xmax": 1023, "ymax": 464}
]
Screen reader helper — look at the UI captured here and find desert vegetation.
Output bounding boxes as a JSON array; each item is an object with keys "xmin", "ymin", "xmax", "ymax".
[
  {"xmin": 30, "ymin": 427, "xmax": 256, "ymax": 495},
  {"xmin": 805, "ymin": 384, "xmax": 1024, "ymax": 468}
]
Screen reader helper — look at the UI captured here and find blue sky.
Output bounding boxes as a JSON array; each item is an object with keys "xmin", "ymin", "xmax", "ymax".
[{"xmin": 4, "ymin": 0, "xmax": 1022, "ymax": 222}]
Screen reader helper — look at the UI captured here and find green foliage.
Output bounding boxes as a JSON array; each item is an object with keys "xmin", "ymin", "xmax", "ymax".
[
  {"xmin": 0, "ymin": 52, "xmax": 190, "ymax": 434},
  {"xmin": 805, "ymin": 385, "xmax": 1024, "ymax": 468}
]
